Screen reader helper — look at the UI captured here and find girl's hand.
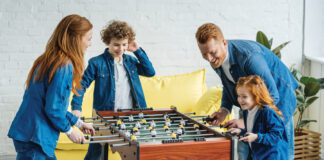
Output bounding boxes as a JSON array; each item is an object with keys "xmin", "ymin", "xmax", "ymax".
[
  {"xmin": 72, "ymin": 110, "xmax": 82, "ymax": 118},
  {"xmin": 79, "ymin": 123, "xmax": 96, "ymax": 136},
  {"xmin": 239, "ymin": 132, "xmax": 258, "ymax": 142},
  {"xmin": 127, "ymin": 41, "xmax": 139, "ymax": 52},
  {"xmin": 67, "ymin": 128, "xmax": 85, "ymax": 144},
  {"xmin": 228, "ymin": 128, "xmax": 242, "ymax": 136}
]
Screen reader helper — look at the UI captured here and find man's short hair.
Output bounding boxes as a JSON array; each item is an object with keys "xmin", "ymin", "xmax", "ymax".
[
  {"xmin": 101, "ymin": 20, "xmax": 135, "ymax": 45},
  {"xmin": 195, "ymin": 23, "xmax": 224, "ymax": 44}
]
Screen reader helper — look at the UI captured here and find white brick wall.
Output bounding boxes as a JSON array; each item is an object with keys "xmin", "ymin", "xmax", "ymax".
[{"xmin": 0, "ymin": 0, "xmax": 304, "ymax": 155}]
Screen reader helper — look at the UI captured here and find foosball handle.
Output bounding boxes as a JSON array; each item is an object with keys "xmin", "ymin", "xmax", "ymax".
[{"xmin": 203, "ymin": 115, "xmax": 216, "ymax": 123}]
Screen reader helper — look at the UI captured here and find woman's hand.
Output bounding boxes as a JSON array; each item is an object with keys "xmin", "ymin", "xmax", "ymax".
[
  {"xmin": 79, "ymin": 123, "xmax": 95, "ymax": 136},
  {"xmin": 67, "ymin": 128, "xmax": 85, "ymax": 144}
]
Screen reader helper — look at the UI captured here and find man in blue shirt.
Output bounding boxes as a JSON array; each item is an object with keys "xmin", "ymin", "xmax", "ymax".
[{"xmin": 195, "ymin": 23, "xmax": 298, "ymax": 160}]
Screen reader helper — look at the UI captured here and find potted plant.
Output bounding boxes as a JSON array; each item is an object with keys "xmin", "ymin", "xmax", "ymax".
[{"xmin": 256, "ymin": 31, "xmax": 323, "ymax": 159}]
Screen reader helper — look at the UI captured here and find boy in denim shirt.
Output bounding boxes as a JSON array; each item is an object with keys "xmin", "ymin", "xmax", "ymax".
[{"xmin": 71, "ymin": 20, "xmax": 155, "ymax": 160}]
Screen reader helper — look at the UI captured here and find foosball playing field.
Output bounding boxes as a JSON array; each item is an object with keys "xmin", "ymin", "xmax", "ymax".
[{"xmin": 81, "ymin": 107, "xmax": 234, "ymax": 160}]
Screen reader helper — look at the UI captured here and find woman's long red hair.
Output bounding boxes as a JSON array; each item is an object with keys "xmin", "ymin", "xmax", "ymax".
[
  {"xmin": 236, "ymin": 75, "xmax": 283, "ymax": 117},
  {"xmin": 26, "ymin": 14, "xmax": 92, "ymax": 95}
]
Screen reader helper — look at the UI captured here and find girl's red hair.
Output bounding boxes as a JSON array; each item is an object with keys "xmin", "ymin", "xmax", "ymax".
[{"xmin": 236, "ymin": 75, "xmax": 283, "ymax": 117}]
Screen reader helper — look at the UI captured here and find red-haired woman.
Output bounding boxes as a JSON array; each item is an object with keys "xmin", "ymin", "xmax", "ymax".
[{"xmin": 8, "ymin": 14, "xmax": 95, "ymax": 160}]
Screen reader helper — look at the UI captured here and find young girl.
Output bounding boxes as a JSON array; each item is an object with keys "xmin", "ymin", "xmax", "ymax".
[
  {"xmin": 8, "ymin": 14, "xmax": 95, "ymax": 160},
  {"xmin": 229, "ymin": 75, "xmax": 288, "ymax": 160}
]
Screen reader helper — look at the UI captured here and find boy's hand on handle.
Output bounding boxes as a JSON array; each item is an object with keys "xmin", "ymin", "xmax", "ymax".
[
  {"xmin": 127, "ymin": 41, "xmax": 139, "ymax": 52},
  {"xmin": 79, "ymin": 123, "xmax": 96, "ymax": 136},
  {"xmin": 67, "ymin": 128, "xmax": 85, "ymax": 144},
  {"xmin": 239, "ymin": 132, "xmax": 258, "ymax": 143},
  {"xmin": 209, "ymin": 108, "xmax": 228, "ymax": 125},
  {"xmin": 223, "ymin": 119, "xmax": 245, "ymax": 129},
  {"xmin": 228, "ymin": 128, "xmax": 242, "ymax": 136},
  {"xmin": 72, "ymin": 110, "xmax": 82, "ymax": 118}
]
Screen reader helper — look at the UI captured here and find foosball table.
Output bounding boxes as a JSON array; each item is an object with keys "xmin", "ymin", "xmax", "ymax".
[{"xmin": 81, "ymin": 107, "xmax": 234, "ymax": 160}]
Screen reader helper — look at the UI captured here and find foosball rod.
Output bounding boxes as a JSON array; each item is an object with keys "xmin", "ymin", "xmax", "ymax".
[
  {"xmin": 136, "ymin": 133, "xmax": 215, "ymax": 140},
  {"xmin": 103, "ymin": 112, "xmax": 196, "ymax": 119},
  {"xmin": 137, "ymin": 130, "xmax": 208, "ymax": 136},
  {"xmin": 112, "ymin": 120, "xmax": 193, "ymax": 126},
  {"xmin": 81, "ymin": 138, "xmax": 124, "ymax": 144},
  {"xmin": 85, "ymin": 134, "xmax": 120, "ymax": 140},
  {"xmin": 81, "ymin": 112, "xmax": 196, "ymax": 121}
]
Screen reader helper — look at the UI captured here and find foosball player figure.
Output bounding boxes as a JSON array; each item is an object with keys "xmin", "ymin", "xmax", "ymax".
[
  {"xmin": 116, "ymin": 118, "xmax": 122, "ymax": 127},
  {"xmin": 138, "ymin": 111, "xmax": 144, "ymax": 119},
  {"xmin": 180, "ymin": 118, "xmax": 186, "ymax": 126},
  {"xmin": 131, "ymin": 134, "xmax": 137, "ymax": 141},
  {"xmin": 125, "ymin": 130, "xmax": 131, "ymax": 137},
  {"xmin": 193, "ymin": 123, "xmax": 199, "ymax": 130},
  {"xmin": 163, "ymin": 113, "xmax": 169, "ymax": 120},
  {"xmin": 135, "ymin": 121, "xmax": 141, "ymax": 129},
  {"xmin": 171, "ymin": 131, "xmax": 177, "ymax": 139},
  {"xmin": 129, "ymin": 114, "xmax": 134, "ymax": 122},
  {"xmin": 151, "ymin": 128, "xmax": 157, "ymax": 137},
  {"xmin": 120, "ymin": 122, "xmax": 126, "ymax": 130},
  {"xmin": 177, "ymin": 126, "xmax": 183, "ymax": 135},
  {"xmin": 148, "ymin": 126, "xmax": 153, "ymax": 131},
  {"xmin": 141, "ymin": 118, "xmax": 147, "ymax": 125},
  {"xmin": 165, "ymin": 118, "xmax": 171, "ymax": 127},
  {"xmin": 195, "ymin": 128, "xmax": 201, "ymax": 135},
  {"xmin": 150, "ymin": 120, "xmax": 156, "ymax": 128},
  {"xmin": 132, "ymin": 126, "xmax": 139, "ymax": 135},
  {"xmin": 164, "ymin": 125, "xmax": 169, "ymax": 132}
]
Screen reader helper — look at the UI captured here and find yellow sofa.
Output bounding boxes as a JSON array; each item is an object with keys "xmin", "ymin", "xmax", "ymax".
[{"xmin": 55, "ymin": 69, "xmax": 233, "ymax": 160}]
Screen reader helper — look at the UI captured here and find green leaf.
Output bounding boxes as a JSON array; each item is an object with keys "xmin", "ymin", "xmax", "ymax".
[
  {"xmin": 296, "ymin": 95, "xmax": 304, "ymax": 103},
  {"xmin": 291, "ymin": 68, "xmax": 302, "ymax": 81},
  {"xmin": 256, "ymin": 31, "xmax": 271, "ymax": 49},
  {"xmin": 300, "ymin": 77, "xmax": 320, "ymax": 97},
  {"xmin": 269, "ymin": 38, "xmax": 273, "ymax": 48},
  {"xmin": 305, "ymin": 96, "xmax": 319, "ymax": 108},
  {"xmin": 317, "ymin": 78, "xmax": 324, "ymax": 89},
  {"xmin": 272, "ymin": 41, "xmax": 290, "ymax": 55},
  {"xmin": 296, "ymin": 120, "xmax": 317, "ymax": 129}
]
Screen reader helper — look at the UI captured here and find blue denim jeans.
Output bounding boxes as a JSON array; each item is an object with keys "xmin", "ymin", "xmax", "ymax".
[
  {"xmin": 286, "ymin": 117, "xmax": 294, "ymax": 160},
  {"xmin": 84, "ymin": 143, "xmax": 102, "ymax": 160},
  {"xmin": 13, "ymin": 140, "xmax": 56, "ymax": 160},
  {"xmin": 237, "ymin": 117, "xmax": 294, "ymax": 160}
]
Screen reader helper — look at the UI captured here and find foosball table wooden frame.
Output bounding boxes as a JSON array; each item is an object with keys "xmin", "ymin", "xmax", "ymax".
[{"xmin": 81, "ymin": 107, "xmax": 234, "ymax": 160}]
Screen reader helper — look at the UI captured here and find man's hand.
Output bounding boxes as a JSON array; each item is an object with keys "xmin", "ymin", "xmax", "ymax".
[
  {"xmin": 72, "ymin": 110, "xmax": 82, "ymax": 118},
  {"xmin": 79, "ymin": 123, "xmax": 95, "ymax": 136},
  {"xmin": 67, "ymin": 128, "xmax": 85, "ymax": 144},
  {"xmin": 223, "ymin": 118, "xmax": 245, "ymax": 129},
  {"xmin": 127, "ymin": 41, "xmax": 139, "ymax": 52},
  {"xmin": 239, "ymin": 132, "xmax": 258, "ymax": 143},
  {"xmin": 209, "ymin": 108, "xmax": 228, "ymax": 125}
]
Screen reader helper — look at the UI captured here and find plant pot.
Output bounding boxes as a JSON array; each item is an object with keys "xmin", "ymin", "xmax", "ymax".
[{"xmin": 294, "ymin": 128, "xmax": 321, "ymax": 159}]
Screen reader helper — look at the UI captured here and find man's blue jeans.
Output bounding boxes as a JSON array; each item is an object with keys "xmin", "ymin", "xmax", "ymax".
[{"xmin": 13, "ymin": 140, "xmax": 56, "ymax": 160}]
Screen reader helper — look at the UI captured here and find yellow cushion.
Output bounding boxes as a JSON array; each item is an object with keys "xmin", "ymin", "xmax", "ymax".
[
  {"xmin": 140, "ymin": 69, "xmax": 207, "ymax": 113},
  {"xmin": 192, "ymin": 86, "xmax": 234, "ymax": 132}
]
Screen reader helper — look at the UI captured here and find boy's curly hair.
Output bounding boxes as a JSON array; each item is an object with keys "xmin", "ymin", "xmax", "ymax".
[{"xmin": 101, "ymin": 20, "xmax": 136, "ymax": 45}]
